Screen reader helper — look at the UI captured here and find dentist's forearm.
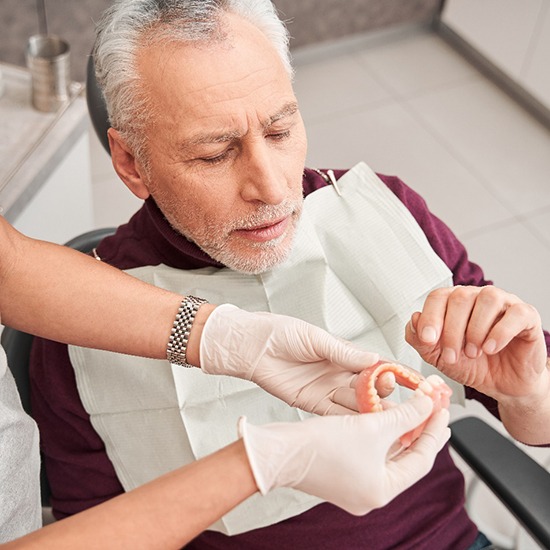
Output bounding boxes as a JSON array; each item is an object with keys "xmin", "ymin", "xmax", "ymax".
[
  {"xmin": 2, "ymin": 440, "xmax": 256, "ymax": 549},
  {"xmin": 0, "ymin": 217, "xmax": 212, "ymax": 360}
]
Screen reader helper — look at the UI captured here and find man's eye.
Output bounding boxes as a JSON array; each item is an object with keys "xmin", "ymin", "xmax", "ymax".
[
  {"xmin": 267, "ymin": 130, "xmax": 291, "ymax": 141},
  {"xmin": 200, "ymin": 151, "xmax": 230, "ymax": 164}
]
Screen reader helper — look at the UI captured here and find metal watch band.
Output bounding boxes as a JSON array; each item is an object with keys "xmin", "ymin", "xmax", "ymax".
[{"xmin": 166, "ymin": 295, "xmax": 209, "ymax": 368}]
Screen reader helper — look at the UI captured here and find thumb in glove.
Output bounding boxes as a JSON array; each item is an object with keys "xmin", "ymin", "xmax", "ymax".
[{"xmin": 239, "ymin": 393, "xmax": 450, "ymax": 515}]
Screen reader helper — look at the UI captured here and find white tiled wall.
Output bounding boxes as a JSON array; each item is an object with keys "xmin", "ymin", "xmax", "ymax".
[{"xmin": 442, "ymin": 0, "xmax": 550, "ymax": 109}]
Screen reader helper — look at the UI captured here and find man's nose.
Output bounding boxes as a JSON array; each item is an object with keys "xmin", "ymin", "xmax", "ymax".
[{"xmin": 239, "ymin": 142, "xmax": 287, "ymax": 205}]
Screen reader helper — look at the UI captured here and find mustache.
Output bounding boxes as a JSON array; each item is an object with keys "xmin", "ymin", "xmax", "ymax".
[{"xmin": 230, "ymin": 198, "xmax": 303, "ymax": 231}]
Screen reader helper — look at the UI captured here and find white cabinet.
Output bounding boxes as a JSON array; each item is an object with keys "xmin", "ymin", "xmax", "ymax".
[
  {"xmin": 12, "ymin": 132, "xmax": 94, "ymax": 244},
  {"xmin": 441, "ymin": 0, "xmax": 550, "ymax": 111},
  {"xmin": 0, "ymin": 64, "xmax": 94, "ymax": 244}
]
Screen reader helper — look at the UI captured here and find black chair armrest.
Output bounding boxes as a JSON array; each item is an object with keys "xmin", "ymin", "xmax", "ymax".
[
  {"xmin": 1, "ymin": 328, "xmax": 34, "ymax": 415},
  {"xmin": 450, "ymin": 416, "xmax": 550, "ymax": 550}
]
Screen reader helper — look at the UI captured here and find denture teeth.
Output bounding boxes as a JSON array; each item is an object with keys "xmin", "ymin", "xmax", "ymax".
[
  {"xmin": 356, "ymin": 362, "xmax": 453, "ymax": 450},
  {"xmin": 425, "ymin": 374, "xmax": 445, "ymax": 386},
  {"xmin": 418, "ymin": 380, "xmax": 434, "ymax": 395}
]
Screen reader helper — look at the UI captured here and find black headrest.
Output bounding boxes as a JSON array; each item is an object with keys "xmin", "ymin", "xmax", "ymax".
[{"xmin": 86, "ymin": 53, "xmax": 111, "ymax": 155}]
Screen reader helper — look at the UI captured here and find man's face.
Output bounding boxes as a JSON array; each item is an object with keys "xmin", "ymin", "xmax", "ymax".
[{"xmin": 115, "ymin": 14, "xmax": 307, "ymax": 274}]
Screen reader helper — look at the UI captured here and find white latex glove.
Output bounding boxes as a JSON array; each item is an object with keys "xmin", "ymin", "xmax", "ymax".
[
  {"xmin": 239, "ymin": 393, "xmax": 450, "ymax": 516},
  {"xmin": 200, "ymin": 304, "xmax": 379, "ymax": 415}
]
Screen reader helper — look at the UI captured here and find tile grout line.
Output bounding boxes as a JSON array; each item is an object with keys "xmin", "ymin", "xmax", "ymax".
[{"xmin": 345, "ymin": 39, "xmax": 550, "ymax": 253}]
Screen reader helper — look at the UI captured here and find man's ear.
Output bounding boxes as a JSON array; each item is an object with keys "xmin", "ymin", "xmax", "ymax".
[{"xmin": 108, "ymin": 128, "xmax": 151, "ymax": 200}]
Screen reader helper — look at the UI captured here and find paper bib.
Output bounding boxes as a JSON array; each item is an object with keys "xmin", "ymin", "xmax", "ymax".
[{"xmin": 70, "ymin": 162, "xmax": 463, "ymax": 535}]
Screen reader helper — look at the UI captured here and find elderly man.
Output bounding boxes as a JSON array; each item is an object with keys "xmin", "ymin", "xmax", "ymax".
[{"xmin": 30, "ymin": 1, "xmax": 550, "ymax": 549}]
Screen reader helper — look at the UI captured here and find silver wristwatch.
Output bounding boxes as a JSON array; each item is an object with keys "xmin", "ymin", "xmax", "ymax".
[{"xmin": 166, "ymin": 295, "xmax": 209, "ymax": 367}]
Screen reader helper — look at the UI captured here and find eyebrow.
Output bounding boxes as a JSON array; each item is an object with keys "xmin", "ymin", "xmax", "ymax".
[
  {"xmin": 184, "ymin": 101, "xmax": 299, "ymax": 149},
  {"xmin": 263, "ymin": 101, "xmax": 299, "ymax": 129}
]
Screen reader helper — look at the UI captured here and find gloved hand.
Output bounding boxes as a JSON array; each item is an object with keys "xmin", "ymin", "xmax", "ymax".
[
  {"xmin": 200, "ymin": 304, "xmax": 380, "ymax": 415},
  {"xmin": 239, "ymin": 393, "xmax": 450, "ymax": 516}
]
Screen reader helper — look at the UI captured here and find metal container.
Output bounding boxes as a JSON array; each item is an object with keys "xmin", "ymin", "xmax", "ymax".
[{"xmin": 26, "ymin": 34, "xmax": 70, "ymax": 112}]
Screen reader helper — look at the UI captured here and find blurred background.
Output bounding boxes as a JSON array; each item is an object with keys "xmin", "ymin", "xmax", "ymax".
[
  {"xmin": 0, "ymin": 0, "xmax": 442, "ymax": 82},
  {"xmin": 1, "ymin": 2, "xmax": 550, "ymax": 548}
]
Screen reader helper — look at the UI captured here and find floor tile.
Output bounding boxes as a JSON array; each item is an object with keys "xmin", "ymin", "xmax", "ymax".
[
  {"xmin": 522, "ymin": 3, "xmax": 550, "ymax": 107},
  {"xmin": 522, "ymin": 205, "xmax": 550, "ymax": 249},
  {"xmin": 292, "ymin": 53, "xmax": 392, "ymax": 124},
  {"xmin": 441, "ymin": 0, "xmax": 544, "ymax": 78},
  {"xmin": 408, "ymin": 79, "xmax": 550, "ymax": 215},
  {"xmin": 304, "ymin": 101, "xmax": 513, "ymax": 236},
  {"xmin": 461, "ymin": 220, "xmax": 550, "ymax": 326},
  {"xmin": 355, "ymin": 29, "xmax": 479, "ymax": 98}
]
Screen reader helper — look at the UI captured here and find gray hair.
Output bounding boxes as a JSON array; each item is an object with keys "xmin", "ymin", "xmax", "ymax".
[{"xmin": 93, "ymin": 0, "xmax": 293, "ymax": 163}]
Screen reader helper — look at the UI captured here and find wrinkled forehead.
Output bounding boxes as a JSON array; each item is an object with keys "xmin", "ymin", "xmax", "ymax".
[
  {"xmin": 135, "ymin": 14, "xmax": 293, "ymax": 134},
  {"xmin": 134, "ymin": 8, "xmax": 230, "ymax": 93}
]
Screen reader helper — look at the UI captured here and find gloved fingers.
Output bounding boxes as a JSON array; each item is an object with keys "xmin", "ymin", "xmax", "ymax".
[
  {"xmin": 292, "ymin": 370, "xmax": 362, "ymax": 415},
  {"xmin": 380, "ymin": 392, "xmax": 449, "ymax": 456},
  {"xmin": 329, "ymin": 387, "xmax": 360, "ymax": 413},
  {"xmin": 408, "ymin": 407, "xmax": 451, "ymax": 455},
  {"xmin": 389, "ymin": 407, "xmax": 450, "ymax": 468},
  {"xmin": 322, "ymin": 403, "xmax": 355, "ymax": 415},
  {"xmin": 382, "ymin": 408, "xmax": 450, "ymax": 498},
  {"xmin": 380, "ymin": 393, "xmax": 434, "ymax": 440},
  {"xmin": 330, "ymin": 342, "xmax": 380, "ymax": 372},
  {"xmin": 303, "ymin": 325, "xmax": 379, "ymax": 370},
  {"xmin": 294, "ymin": 390, "xmax": 357, "ymax": 416}
]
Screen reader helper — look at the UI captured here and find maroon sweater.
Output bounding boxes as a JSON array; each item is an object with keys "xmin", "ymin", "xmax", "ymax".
[{"xmin": 30, "ymin": 169, "xmax": 550, "ymax": 549}]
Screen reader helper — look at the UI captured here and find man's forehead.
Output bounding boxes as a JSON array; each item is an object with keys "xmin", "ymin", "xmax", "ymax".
[{"xmin": 135, "ymin": 17, "xmax": 297, "ymax": 149}]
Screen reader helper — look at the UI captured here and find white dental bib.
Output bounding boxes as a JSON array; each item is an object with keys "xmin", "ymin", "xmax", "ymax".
[{"xmin": 69, "ymin": 162, "xmax": 463, "ymax": 535}]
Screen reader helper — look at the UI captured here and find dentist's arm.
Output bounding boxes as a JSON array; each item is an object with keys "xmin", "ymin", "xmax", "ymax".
[
  {"xmin": 0, "ymin": 217, "xmax": 187, "ymax": 358},
  {"xmin": 0, "ymin": 218, "xmax": 380, "ymax": 415},
  {"xmin": 3, "ymin": 395, "xmax": 449, "ymax": 549}
]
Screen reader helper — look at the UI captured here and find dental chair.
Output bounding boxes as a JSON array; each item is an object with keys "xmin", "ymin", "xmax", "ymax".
[{"xmin": 450, "ymin": 415, "xmax": 550, "ymax": 549}]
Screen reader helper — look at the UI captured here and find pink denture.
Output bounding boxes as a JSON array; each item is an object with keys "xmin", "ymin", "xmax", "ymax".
[{"xmin": 355, "ymin": 361, "xmax": 452, "ymax": 448}]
